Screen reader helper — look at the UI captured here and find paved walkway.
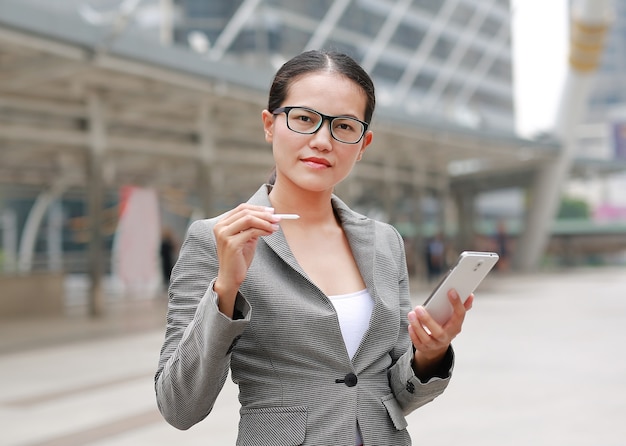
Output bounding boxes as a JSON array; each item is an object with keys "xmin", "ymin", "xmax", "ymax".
[{"xmin": 1, "ymin": 267, "xmax": 625, "ymax": 445}]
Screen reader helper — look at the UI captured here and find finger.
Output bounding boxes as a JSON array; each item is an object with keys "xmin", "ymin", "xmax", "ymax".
[
  {"xmin": 408, "ymin": 324, "xmax": 426, "ymax": 348},
  {"xmin": 219, "ymin": 204, "xmax": 277, "ymax": 226},
  {"xmin": 408, "ymin": 307, "xmax": 440, "ymax": 342},
  {"xmin": 464, "ymin": 293, "xmax": 474, "ymax": 311},
  {"xmin": 442, "ymin": 290, "xmax": 471, "ymax": 335},
  {"xmin": 217, "ymin": 209, "xmax": 280, "ymax": 237},
  {"xmin": 236, "ymin": 225, "xmax": 279, "ymax": 240},
  {"xmin": 408, "ymin": 310, "xmax": 449, "ymax": 355},
  {"xmin": 408, "ymin": 319, "xmax": 433, "ymax": 350},
  {"xmin": 448, "ymin": 289, "xmax": 470, "ymax": 319}
]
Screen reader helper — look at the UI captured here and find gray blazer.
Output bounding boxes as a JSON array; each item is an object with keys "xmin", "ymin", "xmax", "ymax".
[{"xmin": 155, "ymin": 185, "xmax": 454, "ymax": 446}]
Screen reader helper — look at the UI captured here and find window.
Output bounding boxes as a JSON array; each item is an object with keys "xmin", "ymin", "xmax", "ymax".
[
  {"xmin": 391, "ymin": 23, "xmax": 426, "ymax": 49},
  {"xmin": 432, "ymin": 36, "xmax": 454, "ymax": 60},
  {"xmin": 413, "ymin": 0, "xmax": 442, "ymax": 15}
]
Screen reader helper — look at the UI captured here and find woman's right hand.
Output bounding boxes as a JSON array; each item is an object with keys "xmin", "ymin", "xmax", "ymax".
[{"xmin": 212, "ymin": 204, "xmax": 280, "ymax": 317}]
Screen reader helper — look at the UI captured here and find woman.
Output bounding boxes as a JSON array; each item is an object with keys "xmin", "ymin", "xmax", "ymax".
[{"xmin": 155, "ymin": 50, "xmax": 472, "ymax": 446}]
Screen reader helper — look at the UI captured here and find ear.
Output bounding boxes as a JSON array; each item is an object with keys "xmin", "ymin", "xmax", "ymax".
[
  {"xmin": 357, "ymin": 130, "xmax": 373, "ymax": 161},
  {"xmin": 262, "ymin": 110, "xmax": 274, "ymax": 143}
]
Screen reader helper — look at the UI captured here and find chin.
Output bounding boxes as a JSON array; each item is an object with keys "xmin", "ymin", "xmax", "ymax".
[{"xmin": 294, "ymin": 178, "xmax": 336, "ymax": 193}]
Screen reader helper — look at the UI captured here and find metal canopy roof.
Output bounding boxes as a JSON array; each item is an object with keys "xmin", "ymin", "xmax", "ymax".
[{"xmin": 0, "ymin": 0, "xmax": 613, "ymax": 208}]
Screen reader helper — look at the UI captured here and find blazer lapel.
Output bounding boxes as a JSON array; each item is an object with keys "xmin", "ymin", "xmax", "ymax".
[
  {"xmin": 246, "ymin": 184, "xmax": 310, "ymax": 279},
  {"xmin": 331, "ymin": 195, "xmax": 376, "ymax": 295}
]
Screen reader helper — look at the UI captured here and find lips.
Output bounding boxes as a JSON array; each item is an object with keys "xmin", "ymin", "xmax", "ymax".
[{"xmin": 301, "ymin": 157, "xmax": 331, "ymax": 167}]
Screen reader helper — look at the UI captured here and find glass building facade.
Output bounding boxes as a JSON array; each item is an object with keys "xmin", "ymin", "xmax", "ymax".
[
  {"xmin": 173, "ymin": 0, "xmax": 515, "ymax": 131},
  {"xmin": 588, "ymin": 0, "xmax": 626, "ymax": 113},
  {"xmin": 574, "ymin": 0, "xmax": 626, "ymax": 162}
]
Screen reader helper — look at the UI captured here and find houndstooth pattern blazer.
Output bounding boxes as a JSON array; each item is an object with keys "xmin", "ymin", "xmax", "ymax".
[{"xmin": 155, "ymin": 184, "xmax": 454, "ymax": 446}]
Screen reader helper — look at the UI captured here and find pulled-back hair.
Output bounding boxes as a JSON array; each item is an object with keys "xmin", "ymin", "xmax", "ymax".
[{"xmin": 267, "ymin": 50, "xmax": 376, "ymax": 123}]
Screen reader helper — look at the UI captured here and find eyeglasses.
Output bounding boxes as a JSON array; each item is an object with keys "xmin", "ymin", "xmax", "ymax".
[{"xmin": 272, "ymin": 106, "xmax": 369, "ymax": 144}]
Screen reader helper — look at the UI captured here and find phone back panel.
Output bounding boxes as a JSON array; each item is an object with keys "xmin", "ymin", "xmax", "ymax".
[{"xmin": 423, "ymin": 251, "xmax": 499, "ymax": 325}]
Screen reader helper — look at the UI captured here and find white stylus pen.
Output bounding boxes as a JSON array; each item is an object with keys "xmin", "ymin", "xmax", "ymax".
[{"xmin": 274, "ymin": 214, "xmax": 300, "ymax": 220}]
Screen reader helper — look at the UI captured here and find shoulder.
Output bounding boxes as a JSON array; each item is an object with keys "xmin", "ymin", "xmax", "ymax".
[
  {"xmin": 374, "ymin": 220, "xmax": 406, "ymax": 255},
  {"xmin": 183, "ymin": 184, "xmax": 268, "ymax": 242},
  {"xmin": 332, "ymin": 195, "xmax": 405, "ymax": 248},
  {"xmin": 186, "ymin": 217, "xmax": 219, "ymax": 239}
]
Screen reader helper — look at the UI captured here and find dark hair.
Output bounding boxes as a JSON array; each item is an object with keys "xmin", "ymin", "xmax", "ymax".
[{"xmin": 267, "ymin": 50, "xmax": 376, "ymax": 123}]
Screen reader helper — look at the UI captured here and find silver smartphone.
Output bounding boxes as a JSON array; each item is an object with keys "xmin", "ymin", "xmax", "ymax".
[{"xmin": 423, "ymin": 251, "xmax": 499, "ymax": 325}]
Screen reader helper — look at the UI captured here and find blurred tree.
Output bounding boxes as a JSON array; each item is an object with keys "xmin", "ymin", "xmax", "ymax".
[{"xmin": 558, "ymin": 196, "xmax": 591, "ymax": 219}]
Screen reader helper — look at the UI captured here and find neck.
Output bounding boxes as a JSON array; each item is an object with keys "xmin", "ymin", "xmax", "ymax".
[{"xmin": 268, "ymin": 180, "xmax": 336, "ymax": 223}]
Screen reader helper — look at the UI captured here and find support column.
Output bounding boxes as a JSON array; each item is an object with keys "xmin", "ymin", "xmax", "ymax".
[
  {"xmin": 453, "ymin": 188, "xmax": 476, "ymax": 252},
  {"xmin": 197, "ymin": 99, "xmax": 217, "ymax": 218},
  {"xmin": 86, "ymin": 91, "xmax": 107, "ymax": 317},
  {"xmin": 2, "ymin": 209, "xmax": 17, "ymax": 273},
  {"xmin": 411, "ymin": 183, "xmax": 426, "ymax": 280},
  {"xmin": 17, "ymin": 181, "xmax": 68, "ymax": 273},
  {"xmin": 159, "ymin": 0, "xmax": 174, "ymax": 45},
  {"xmin": 47, "ymin": 202, "xmax": 63, "ymax": 272},
  {"xmin": 383, "ymin": 155, "xmax": 399, "ymax": 223},
  {"xmin": 515, "ymin": 0, "xmax": 611, "ymax": 271},
  {"xmin": 435, "ymin": 179, "xmax": 449, "ymax": 236},
  {"xmin": 437, "ymin": 182, "xmax": 452, "ymax": 258},
  {"xmin": 384, "ymin": 182, "xmax": 400, "ymax": 224}
]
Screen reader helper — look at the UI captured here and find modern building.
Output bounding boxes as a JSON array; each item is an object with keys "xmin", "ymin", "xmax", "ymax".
[
  {"xmin": 588, "ymin": 0, "xmax": 626, "ymax": 119},
  {"xmin": 173, "ymin": 0, "xmax": 516, "ymax": 132},
  {"xmin": 568, "ymin": 0, "xmax": 626, "ymax": 209}
]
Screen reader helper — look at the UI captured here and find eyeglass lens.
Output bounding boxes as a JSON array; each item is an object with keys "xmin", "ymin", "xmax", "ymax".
[{"xmin": 286, "ymin": 107, "xmax": 364, "ymax": 143}]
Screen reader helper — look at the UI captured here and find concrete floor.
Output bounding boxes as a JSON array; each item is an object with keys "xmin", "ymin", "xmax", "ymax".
[{"xmin": 1, "ymin": 267, "xmax": 625, "ymax": 445}]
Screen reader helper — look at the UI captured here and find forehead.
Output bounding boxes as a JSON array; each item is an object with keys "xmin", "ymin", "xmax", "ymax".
[{"xmin": 284, "ymin": 71, "xmax": 367, "ymax": 116}]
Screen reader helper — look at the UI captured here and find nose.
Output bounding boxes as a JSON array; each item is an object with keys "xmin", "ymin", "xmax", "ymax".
[{"xmin": 309, "ymin": 118, "xmax": 333, "ymax": 150}]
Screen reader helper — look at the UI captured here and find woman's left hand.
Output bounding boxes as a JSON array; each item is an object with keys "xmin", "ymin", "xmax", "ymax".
[{"xmin": 407, "ymin": 289, "xmax": 473, "ymax": 379}]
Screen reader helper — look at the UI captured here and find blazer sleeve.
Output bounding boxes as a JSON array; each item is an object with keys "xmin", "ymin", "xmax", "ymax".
[
  {"xmin": 385, "ymin": 226, "xmax": 455, "ymax": 415},
  {"xmin": 154, "ymin": 219, "xmax": 251, "ymax": 430}
]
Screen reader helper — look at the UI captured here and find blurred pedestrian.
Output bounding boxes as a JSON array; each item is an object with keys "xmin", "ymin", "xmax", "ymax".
[
  {"xmin": 494, "ymin": 219, "xmax": 510, "ymax": 271},
  {"xmin": 159, "ymin": 227, "xmax": 176, "ymax": 289},
  {"xmin": 425, "ymin": 232, "xmax": 446, "ymax": 282},
  {"xmin": 155, "ymin": 50, "xmax": 473, "ymax": 446}
]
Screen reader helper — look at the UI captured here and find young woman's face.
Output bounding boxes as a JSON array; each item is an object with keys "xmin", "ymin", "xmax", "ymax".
[{"xmin": 262, "ymin": 71, "xmax": 373, "ymax": 193}]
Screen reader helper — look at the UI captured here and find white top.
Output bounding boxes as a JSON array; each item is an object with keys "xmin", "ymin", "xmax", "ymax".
[{"xmin": 328, "ymin": 288, "xmax": 374, "ymax": 359}]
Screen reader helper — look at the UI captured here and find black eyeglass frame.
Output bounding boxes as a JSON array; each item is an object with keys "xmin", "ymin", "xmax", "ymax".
[{"xmin": 272, "ymin": 106, "xmax": 369, "ymax": 144}]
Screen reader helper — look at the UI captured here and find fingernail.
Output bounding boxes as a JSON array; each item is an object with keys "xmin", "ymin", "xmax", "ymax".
[
  {"xmin": 408, "ymin": 311, "xmax": 417, "ymax": 324},
  {"xmin": 265, "ymin": 207, "xmax": 275, "ymax": 213},
  {"xmin": 416, "ymin": 306, "xmax": 427, "ymax": 317},
  {"xmin": 271, "ymin": 224, "xmax": 280, "ymax": 231}
]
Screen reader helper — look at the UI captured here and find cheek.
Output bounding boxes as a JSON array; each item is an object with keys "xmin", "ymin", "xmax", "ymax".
[
  {"xmin": 343, "ymin": 147, "xmax": 364, "ymax": 163},
  {"xmin": 271, "ymin": 133, "xmax": 296, "ymax": 163},
  {"xmin": 273, "ymin": 123, "xmax": 289, "ymax": 141},
  {"xmin": 272, "ymin": 125, "xmax": 306, "ymax": 150}
]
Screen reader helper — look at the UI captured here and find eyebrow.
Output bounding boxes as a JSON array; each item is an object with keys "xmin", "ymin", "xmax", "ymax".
[{"xmin": 296, "ymin": 106, "xmax": 363, "ymax": 120}]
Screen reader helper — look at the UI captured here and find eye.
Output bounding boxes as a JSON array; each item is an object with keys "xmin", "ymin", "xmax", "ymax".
[
  {"xmin": 291, "ymin": 109, "xmax": 319, "ymax": 124},
  {"xmin": 334, "ymin": 118, "xmax": 359, "ymax": 132}
]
